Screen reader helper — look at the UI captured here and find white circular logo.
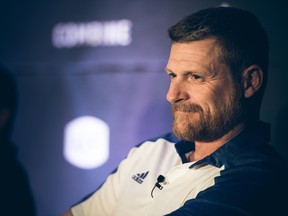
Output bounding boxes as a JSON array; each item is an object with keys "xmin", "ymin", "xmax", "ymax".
[{"xmin": 63, "ymin": 116, "xmax": 110, "ymax": 169}]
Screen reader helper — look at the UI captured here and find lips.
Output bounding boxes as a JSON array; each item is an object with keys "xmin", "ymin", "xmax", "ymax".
[{"xmin": 171, "ymin": 103, "xmax": 203, "ymax": 113}]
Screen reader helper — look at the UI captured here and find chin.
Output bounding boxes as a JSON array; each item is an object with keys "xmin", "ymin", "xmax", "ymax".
[{"xmin": 173, "ymin": 123, "xmax": 189, "ymax": 138}]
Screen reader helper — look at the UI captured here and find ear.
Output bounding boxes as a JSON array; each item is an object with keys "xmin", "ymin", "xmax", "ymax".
[
  {"xmin": 242, "ymin": 65, "xmax": 263, "ymax": 98},
  {"xmin": 0, "ymin": 109, "xmax": 11, "ymax": 129}
]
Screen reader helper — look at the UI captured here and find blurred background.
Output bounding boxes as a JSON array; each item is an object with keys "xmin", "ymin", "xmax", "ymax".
[{"xmin": 0, "ymin": 0, "xmax": 287, "ymax": 215}]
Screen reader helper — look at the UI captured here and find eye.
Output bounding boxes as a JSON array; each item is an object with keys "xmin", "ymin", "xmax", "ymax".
[
  {"xmin": 191, "ymin": 74, "xmax": 202, "ymax": 80},
  {"xmin": 187, "ymin": 72, "xmax": 204, "ymax": 81},
  {"xmin": 168, "ymin": 72, "xmax": 176, "ymax": 79}
]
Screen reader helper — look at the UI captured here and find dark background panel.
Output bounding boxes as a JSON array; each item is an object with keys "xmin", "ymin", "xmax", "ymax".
[{"xmin": 0, "ymin": 1, "xmax": 287, "ymax": 215}]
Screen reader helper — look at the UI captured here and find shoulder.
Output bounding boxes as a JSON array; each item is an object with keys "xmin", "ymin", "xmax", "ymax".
[
  {"xmin": 224, "ymin": 143, "xmax": 288, "ymax": 171},
  {"xmin": 137, "ymin": 132, "xmax": 178, "ymax": 146},
  {"xmin": 193, "ymin": 147, "xmax": 288, "ymax": 216},
  {"xmin": 126, "ymin": 132, "xmax": 179, "ymax": 159},
  {"xmin": 216, "ymin": 144, "xmax": 288, "ymax": 201},
  {"xmin": 131, "ymin": 132, "xmax": 178, "ymax": 151}
]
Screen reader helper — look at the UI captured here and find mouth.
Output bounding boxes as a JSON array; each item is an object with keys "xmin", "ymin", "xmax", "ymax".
[
  {"xmin": 173, "ymin": 110, "xmax": 200, "ymax": 121},
  {"xmin": 174, "ymin": 110, "xmax": 193, "ymax": 115},
  {"xmin": 172, "ymin": 103, "xmax": 203, "ymax": 113}
]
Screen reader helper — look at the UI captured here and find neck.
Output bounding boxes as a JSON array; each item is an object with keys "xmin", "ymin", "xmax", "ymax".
[{"xmin": 188, "ymin": 123, "xmax": 245, "ymax": 162}]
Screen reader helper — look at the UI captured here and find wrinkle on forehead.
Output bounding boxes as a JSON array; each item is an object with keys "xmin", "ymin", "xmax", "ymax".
[
  {"xmin": 167, "ymin": 39, "xmax": 224, "ymax": 78},
  {"xmin": 170, "ymin": 38, "xmax": 219, "ymax": 58}
]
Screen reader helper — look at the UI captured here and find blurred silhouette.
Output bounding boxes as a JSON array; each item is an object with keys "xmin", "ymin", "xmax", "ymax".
[{"xmin": 0, "ymin": 65, "xmax": 36, "ymax": 215}]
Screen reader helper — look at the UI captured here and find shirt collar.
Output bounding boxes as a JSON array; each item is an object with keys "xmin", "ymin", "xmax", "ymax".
[{"xmin": 174, "ymin": 121, "xmax": 271, "ymax": 168}]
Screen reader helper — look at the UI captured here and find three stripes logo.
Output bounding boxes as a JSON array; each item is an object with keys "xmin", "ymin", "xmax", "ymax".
[{"xmin": 132, "ymin": 171, "xmax": 149, "ymax": 184}]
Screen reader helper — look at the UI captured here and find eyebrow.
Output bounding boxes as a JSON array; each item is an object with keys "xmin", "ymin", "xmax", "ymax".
[
  {"xmin": 165, "ymin": 67, "xmax": 174, "ymax": 74},
  {"xmin": 165, "ymin": 67, "xmax": 198, "ymax": 76}
]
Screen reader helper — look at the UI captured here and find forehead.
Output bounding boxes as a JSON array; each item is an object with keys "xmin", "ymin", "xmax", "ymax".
[{"xmin": 167, "ymin": 38, "xmax": 221, "ymax": 72}]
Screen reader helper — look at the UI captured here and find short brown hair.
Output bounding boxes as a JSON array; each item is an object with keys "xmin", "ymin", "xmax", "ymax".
[{"xmin": 168, "ymin": 7, "xmax": 269, "ymax": 102}]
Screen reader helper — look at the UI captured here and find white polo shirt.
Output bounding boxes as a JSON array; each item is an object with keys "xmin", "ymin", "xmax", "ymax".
[{"xmin": 71, "ymin": 122, "xmax": 288, "ymax": 216}]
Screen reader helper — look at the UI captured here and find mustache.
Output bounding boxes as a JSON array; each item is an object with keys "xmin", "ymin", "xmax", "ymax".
[{"xmin": 171, "ymin": 103, "xmax": 203, "ymax": 113}]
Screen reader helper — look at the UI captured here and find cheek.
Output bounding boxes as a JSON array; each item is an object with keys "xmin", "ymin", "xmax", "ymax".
[
  {"xmin": 186, "ymin": 80, "xmax": 233, "ymax": 110},
  {"xmin": 202, "ymin": 88, "xmax": 230, "ymax": 113}
]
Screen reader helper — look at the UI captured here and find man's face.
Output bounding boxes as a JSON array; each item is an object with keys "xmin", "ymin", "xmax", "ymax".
[{"xmin": 165, "ymin": 38, "xmax": 245, "ymax": 142}]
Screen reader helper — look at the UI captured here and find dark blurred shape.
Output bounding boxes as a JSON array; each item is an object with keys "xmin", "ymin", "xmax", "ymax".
[{"xmin": 0, "ymin": 65, "xmax": 36, "ymax": 215}]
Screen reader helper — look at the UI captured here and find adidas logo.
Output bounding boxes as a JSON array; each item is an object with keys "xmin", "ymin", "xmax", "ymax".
[{"xmin": 132, "ymin": 171, "xmax": 149, "ymax": 184}]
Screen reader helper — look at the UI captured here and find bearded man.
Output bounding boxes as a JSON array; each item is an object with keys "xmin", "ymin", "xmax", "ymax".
[{"xmin": 63, "ymin": 6, "xmax": 288, "ymax": 216}]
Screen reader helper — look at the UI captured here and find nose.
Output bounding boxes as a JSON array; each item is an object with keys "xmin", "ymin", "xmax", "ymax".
[{"xmin": 166, "ymin": 82, "xmax": 188, "ymax": 103}]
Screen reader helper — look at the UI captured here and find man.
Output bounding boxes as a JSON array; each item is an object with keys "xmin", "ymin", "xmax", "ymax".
[
  {"xmin": 0, "ymin": 65, "xmax": 36, "ymax": 215},
  {"xmin": 63, "ymin": 6, "xmax": 288, "ymax": 216}
]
